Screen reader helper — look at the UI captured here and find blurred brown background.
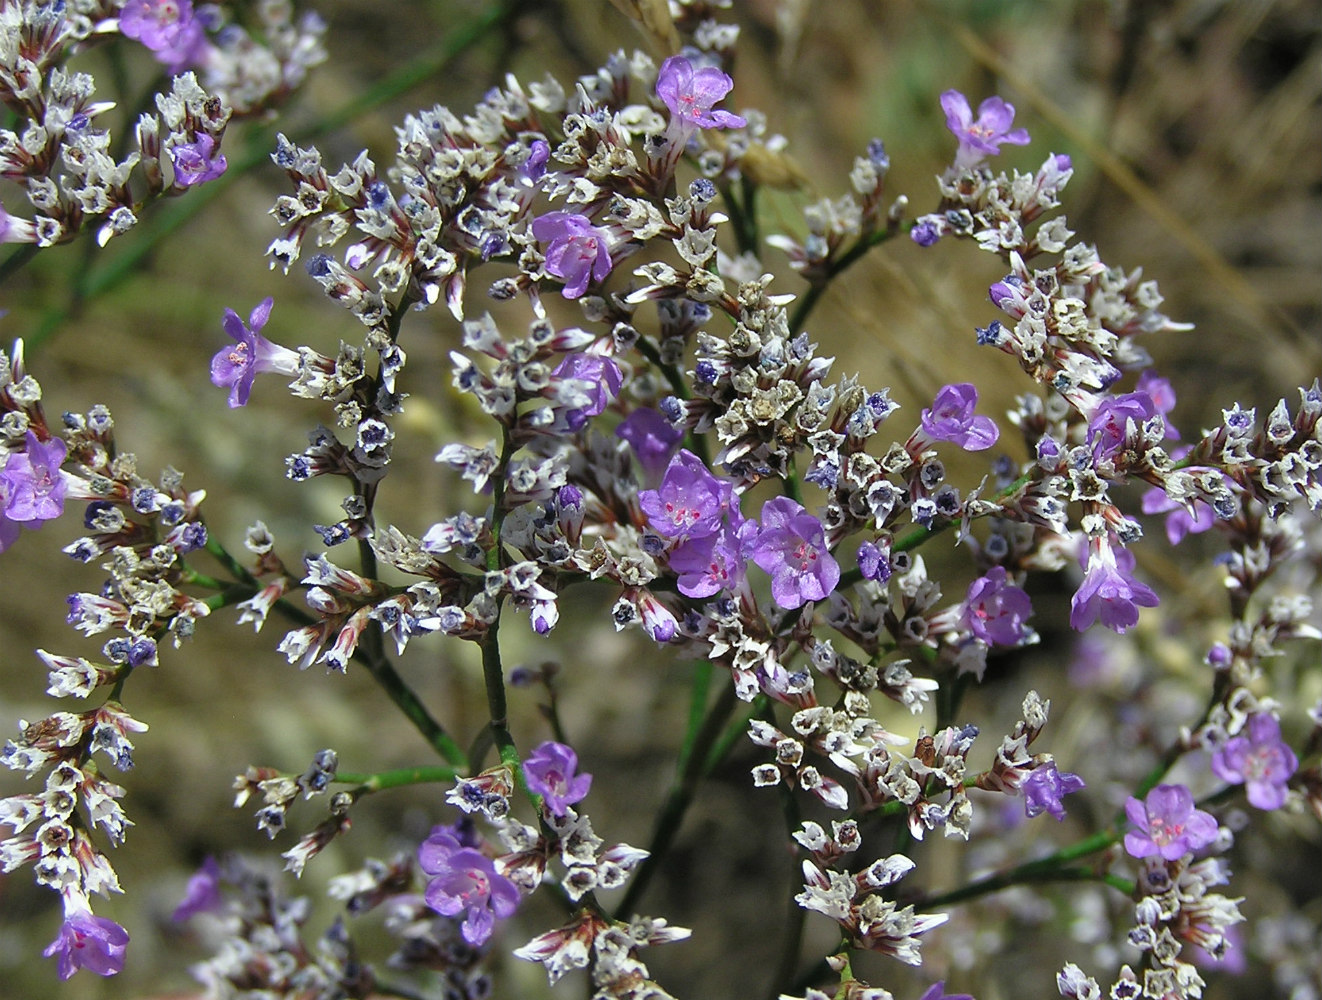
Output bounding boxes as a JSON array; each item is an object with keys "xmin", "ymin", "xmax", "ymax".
[{"xmin": 1, "ymin": 1, "xmax": 1319, "ymax": 997}]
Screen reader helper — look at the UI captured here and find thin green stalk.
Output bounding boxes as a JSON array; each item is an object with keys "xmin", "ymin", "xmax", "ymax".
[
  {"xmin": 334, "ymin": 765, "xmax": 460, "ymax": 792},
  {"xmin": 677, "ymin": 660, "xmax": 714, "ymax": 773},
  {"xmin": 613, "ymin": 676, "xmax": 739, "ymax": 919},
  {"xmin": 789, "ymin": 225, "xmax": 899, "ymax": 333}
]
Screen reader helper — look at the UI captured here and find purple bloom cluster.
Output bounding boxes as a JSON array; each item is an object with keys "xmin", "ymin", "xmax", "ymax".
[
  {"xmin": 119, "ymin": 0, "xmax": 207, "ymax": 73},
  {"xmin": 1123, "ymin": 783, "xmax": 1218, "ymax": 860},
  {"xmin": 1211, "ymin": 713, "xmax": 1298, "ymax": 810}
]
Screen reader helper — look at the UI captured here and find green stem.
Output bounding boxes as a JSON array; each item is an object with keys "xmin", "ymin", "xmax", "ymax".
[
  {"xmin": 613, "ymin": 676, "xmax": 739, "ymax": 919},
  {"xmin": 677, "ymin": 660, "xmax": 713, "ymax": 773},
  {"xmin": 334, "ymin": 765, "xmax": 460, "ymax": 791},
  {"xmin": 788, "ymin": 225, "xmax": 898, "ymax": 333}
]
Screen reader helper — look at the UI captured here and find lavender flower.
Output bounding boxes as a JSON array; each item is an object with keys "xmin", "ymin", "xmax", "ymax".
[
  {"xmin": 1087, "ymin": 391, "xmax": 1157, "ymax": 463},
  {"xmin": 656, "ymin": 55, "xmax": 747, "ymax": 137},
  {"xmin": 119, "ymin": 0, "xmax": 207, "ymax": 72},
  {"xmin": 552, "ymin": 353, "xmax": 623, "ymax": 421},
  {"xmin": 940, "ymin": 90, "xmax": 1031, "ymax": 170},
  {"xmin": 1123, "ymin": 783, "xmax": 1218, "ymax": 860},
  {"xmin": 171, "ymin": 855, "xmax": 223, "ymax": 922},
  {"xmin": 0, "ymin": 431, "xmax": 68, "ymax": 547},
  {"xmin": 170, "ymin": 134, "xmax": 227, "ymax": 187},
  {"xmin": 1141, "ymin": 485, "xmax": 1216, "ymax": 546},
  {"xmin": 1069, "ymin": 535, "xmax": 1159, "ymax": 634},
  {"xmin": 638, "ymin": 449, "xmax": 733, "ymax": 540},
  {"xmin": 1210, "ymin": 713, "xmax": 1298, "ymax": 810},
  {"xmin": 616, "ymin": 408, "xmax": 684, "ymax": 480},
  {"xmin": 210, "ymin": 298, "xmax": 301, "ymax": 408},
  {"xmin": 857, "ymin": 539, "xmax": 892, "ymax": 582},
  {"xmin": 523, "ymin": 741, "xmax": 593, "ymax": 817},
  {"xmin": 919, "ymin": 983, "xmax": 975, "ymax": 1000},
  {"xmin": 919, "ymin": 383, "xmax": 999, "ymax": 451},
  {"xmin": 669, "ymin": 522, "xmax": 749, "ymax": 598},
  {"xmin": 418, "ymin": 827, "xmax": 520, "ymax": 946},
  {"xmin": 530, "ymin": 212, "xmax": 612, "ymax": 300},
  {"xmin": 1136, "ymin": 370, "xmax": 1180, "ymax": 440},
  {"xmin": 748, "ymin": 497, "xmax": 840, "ymax": 609},
  {"xmin": 43, "ymin": 910, "xmax": 130, "ymax": 980},
  {"xmin": 1023, "ymin": 762, "xmax": 1086, "ymax": 821},
  {"xmin": 962, "ymin": 567, "xmax": 1032, "ymax": 645}
]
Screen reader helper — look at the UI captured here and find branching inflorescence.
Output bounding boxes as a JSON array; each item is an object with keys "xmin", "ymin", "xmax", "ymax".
[{"xmin": 1, "ymin": 2, "xmax": 1321, "ymax": 998}]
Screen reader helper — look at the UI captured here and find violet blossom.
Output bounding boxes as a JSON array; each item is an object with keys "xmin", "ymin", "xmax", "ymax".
[
  {"xmin": 170, "ymin": 134, "xmax": 227, "ymax": 187},
  {"xmin": 552, "ymin": 353, "xmax": 623, "ymax": 424},
  {"xmin": 1210, "ymin": 713, "xmax": 1298, "ymax": 810},
  {"xmin": 0, "ymin": 431, "xmax": 69, "ymax": 549},
  {"xmin": 1087, "ymin": 391, "xmax": 1157, "ymax": 463},
  {"xmin": 616, "ymin": 407, "xmax": 684, "ymax": 480},
  {"xmin": 747, "ymin": 497, "xmax": 840, "ymax": 609},
  {"xmin": 171, "ymin": 855, "xmax": 223, "ymax": 922},
  {"xmin": 530, "ymin": 212, "xmax": 612, "ymax": 300},
  {"xmin": 857, "ymin": 539, "xmax": 892, "ymax": 583},
  {"xmin": 418, "ymin": 827, "xmax": 520, "ymax": 946},
  {"xmin": 119, "ymin": 0, "xmax": 206, "ymax": 72},
  {"xmin": 523, "ymin": 741, "xmax": 593, "ymax": 817},
  {"xmin": 962, "ymin": 566, "xmax": 1033, "ymax": 646},
  {"xmin": 638, "ymin": 449, "xmax": 733, "ymax": 540},
  {"xmin": 1136, "ymin": 370, "xmax": 1180, "ymax": 440},
  {"xmin": 1022, "ymin": 761, "xmax": 1086, "ymax": 821},
  {"xmin": 1123, "ymin": 783, "xmax": 1218, "ymax": 861},
  {"xmin": 918, "ymin": 983, "xmax": 975, "ymax": 1000},
  {"xmin": 43, "ymin": 910, "xmax": 130, "ymax": 980},
  {"xmin": 941, "ymin": 89, "xmax": 1031, "ymax": 170},
  {"xmin": 669, "ymin": 522, "xmax": 749, "ymax": 598},
  {"xmin": 1069, "ymin": 534, "xmax": 1159, "ymax": 634},
  {"xmin": 210, "ymin": 297, "xmax": 301, "ymax": 408},
  {"xmin": 1141, "ymin": 485, "xmax": 1216, "ymax": 546},
  {"xmin": 655, "ymin": 54, "xmax": 746, "ymax": 137},
  {"xmin": 918, "ymin": 383, "xmax": 999, "ymax": 451}
]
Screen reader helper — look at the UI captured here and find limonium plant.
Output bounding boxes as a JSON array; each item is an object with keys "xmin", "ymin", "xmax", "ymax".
[{"xmin": 1, "ymin": 3, "xmax": 1320, "ymax": 998}]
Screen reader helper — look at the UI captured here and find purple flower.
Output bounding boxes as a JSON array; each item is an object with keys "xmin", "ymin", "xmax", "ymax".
[
  {"xmin": 552, "ymin": 353, "xmax": 623, "ymax": 420},
  {"xmin": 171, "ymin": 855, "xmax": 223, "ymax": 922},
  {"xmin": 1, "ymin": 431, "xmax": 68, "ymax": 548},
  {"xmin": 638, "ymin": 449, "xmax": 733, "ymax": 540},
  {"xmin": 1141, "ymin": 485, "xmax": 1216, "ymax": 546},
  {"xmin": 1136, "ymin": 371, "xmax": 1180, "ymax": 440},
  {"xmin": 616, "ymin": 408, "xmax": 684, "ymax": 480},
  {"xmin": 523, "ymin": 741, "xmax": 593, "ymax": 817},
  {"xmin": 656, "ymin": 55, "xmax": 746, "ymax": 136},
  {"xmin": 1069, "ymin": 535, "xmax": 1159, "ymax": 634},
  {"xmin": 669, "ymin": 522, "xmax": 749, "ymax": 598},
  {"xmin": 419, "ymin": 828, "xmax": 520, "ymax": 946},
  {"xmin": 1023, "ymin": 762, "xmax": 1086, "ymax": 821},
  {"xmin": 530, "ymin": 212, "xmax": 612, "ymax": 299},
  {"xmin": 747, "ymin": 497, "xmax": 840, "ymax": 609},
  {"xmin": 941, "ymin": 89, "xmax": 1031, "ymax": 169},
  {"xmin": 119, "ymin": 0, "xmax": 206, "ymax": 72},
  {"xmin": 962, "ymin": 566, "xmax": 1033, "ymax": 646},
  {"xmin": 1087, "ymin": 391, "xmax": 1157, "ymax": 463},
  {"xmin": 910, "ymin": 218, "xmax": 942, "ymax": 247},
  {"xmin": 170, "ymin": 133, "xmax": 227, "ymax": 187},
  {"xmin": 1211, "ymin": 713, "xmax": 1298, "ymax": 810},
  {"xmin": 210, "ymin": 298, "xmax": 301, "ymax": 408},
  {"xmin": 918, "ymin": 983, "xmax": 975, "ymax": 1000},
  {"xmin": 43, "ymin": 910, "xmax": 129, "ymax": 980},
  {"xmin": 1123, "ymin": 783, "xmax": 1218, "ymax": 861},
  {"xmin": 857, "ymin": 539, "xmax": 892, "ymax": 583},
  {"xmin": 919, "ymin": 383, "xmax": 999, "ymax": 451}
]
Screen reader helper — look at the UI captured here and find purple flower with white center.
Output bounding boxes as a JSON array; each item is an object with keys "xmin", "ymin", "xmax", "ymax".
[
  {"xmin": 919, "ymin": 383, "xmax": 999, "ymax": 451},
  {"xmin": 1211, "ymin": 713, "xmax": 1298, "ymax": 810},
  {"xmin": 1070, "ymin": 534, "xmax": 1159, "ymax": 634},
  {"xmin": 638, "ymin": 449, "xmax": 733, "ymax": 540},
  {"xmin": 1087, "ymin": 391, "xmax": 1157, "ymax": 463},
  {"xmin": 530, "ymin": 212, "xmax": 612, "ymax": 300},
  {"xmin": 1123, "ymin": 783, "xmax": 1218, "ymax": 861},
  {"xmin": 171, "ymin": 855, "xmax": 223, "ymax": 922},
  {"xmin": 669, "ymin": 522, "xmax": 749, "ymax": 598},
  {"xmin": 940, "ymin": 89, "xmax": 1031, "ymax": 170},
  {"xmin": 918, "ymin": 982, "xmax": 975, "ymax": 1000},
  {"xmin": 1136, "ymin": 370, "xmax": 1180, "ymax": 440},
  {"xmin": 962, "ymin": 566, "xmax": 1033, "ymax": 646},
  {"xmin": 1022, "ymin": 761, "xmax": 1086, "ymax": 821},
  {"xmin": 119, "ymin": 0, "xmax": 206, "ymax": 72},
  {"xmin": 210, "ymin": 298, "xmax": 301, "ymax": 408},
  {"xmin": 552, "ymin": 353, "xmax": 623, "ymax": 420},
  {"xmin": 523, "ymin": 741, "xmax": 593, "ymax": 817},
  {"xmin": 419, "ymin": 827, "xmax": 520, "ymax": 946},
  {"xmin": 655, "ymin": 55, "xmax": 746, "ymax": 136},
  {"xmin": 170, "ymin": 134, "xmax": 227, "ymax": 187},
  {"xmin": 43, "ymin": 910, "xmax": 130, "ymax": 980},
  {"xmin": 1, "ymin": 432, "xmax": 68, "ymax": 534},
  {"xmin": 748, "ymin": 497, "xmax": 840, "ymax": 609},
  {"xmin": 616, "ymin": 408, "xmax": 684, "ymax": 480}
]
